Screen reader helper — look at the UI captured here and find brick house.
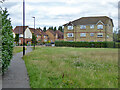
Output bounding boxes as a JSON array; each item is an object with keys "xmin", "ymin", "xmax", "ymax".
[
  {"xmin": 63, "ymin": 16, "xmax": 114, "ymax": 42},
  {"xmin": 29, "ymin": 28, "xmax": 41, "ymax": 43},
  {"xmin": 40, "ymin": 31, "xmax": 48, "ymax": 42},
  {"xmin": 45, "ymin": 29, "xmax": 64, "ymax": 42},
  {"xmin": 30, "ymin": 28, "xmax": 48, "ymax": 43},
  {"xmin": 45, "ymin": 29, "xmax": 56, "ymax": 42},
  {"xmin": 55, "ymin": 30, "xmax": 64, "ymax": 41},
  {"xmin": 14, "ymin": 26, "xmax": 33, "ymax": 45}
]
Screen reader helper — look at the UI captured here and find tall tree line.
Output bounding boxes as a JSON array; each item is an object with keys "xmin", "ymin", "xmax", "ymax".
[{"xmin": 43, "ymin": 26, "xmax": 64, "ymax": 32}]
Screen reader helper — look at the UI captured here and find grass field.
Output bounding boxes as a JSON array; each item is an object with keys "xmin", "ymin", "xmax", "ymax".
[
  {"xmin": 13, "ymin": 46, "xmax": 26, "ymax": 54},
  {"xmin": 23, "ymin": 47, "xmax": 118, "ymax": 88}
]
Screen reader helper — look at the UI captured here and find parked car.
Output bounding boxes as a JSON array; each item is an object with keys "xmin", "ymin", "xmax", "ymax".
[
  {"xmin": 45, "ymin": 43, "xmax": 51, "ymax": 46},
  {"xmin": 51, "ymin": 42, "xmax": 55, "ymax": 47}
]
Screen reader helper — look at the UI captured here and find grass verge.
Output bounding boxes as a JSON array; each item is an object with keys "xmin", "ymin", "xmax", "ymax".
[
  {"xmin": 13, "ymin": 46, "xmax": 26, "ymax": 54},
  {"xmin": 23, "ymin": 47, "xmax": 118, "ymax": 88}
]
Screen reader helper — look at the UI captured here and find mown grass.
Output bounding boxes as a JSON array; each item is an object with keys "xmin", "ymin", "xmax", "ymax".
[
  {"xmin": 23, "ymin": 47, "xmax": 118, "ymax": 88},
  {"xmin": 13, "ymin": 46, "xmax": 26, "ymax": 54}
]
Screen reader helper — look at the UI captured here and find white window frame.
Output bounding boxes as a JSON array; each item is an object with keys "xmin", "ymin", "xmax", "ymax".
[
  {"xmin": 97, "ymin": 33, "xmax": 103, "ymax": 37},
  {"xmin": 67, "ymin": 33, "xmax": 74, "ymax": 37},
  {"xmin": 67, "ymin": 26, "xmax": 73, "ymax": 30},
  {"xmin": 90, "ymin": 33, "xmax": 94, "ymax": 36},
  {"xmin": 80, "ymin": 33, "xmax": 86, "ymax": 37},
  {"xmin": 90, "ymin": 25, "xmax": 94, "ymax": 29},
  {"xmin": 80, "ymin": 25, "xmax": 86, "ymax": 29},
  {"xmin": 97, "ymin": 25, "xmax": 103, "ymax": 29}
]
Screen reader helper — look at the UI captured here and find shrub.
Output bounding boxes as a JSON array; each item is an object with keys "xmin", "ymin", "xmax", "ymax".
[
  {"xmin": 55, "ymin": 41, "xmax": 117, "ymax": 48},
  {"xmin": 1, "ymin": 9, "xmax": 14, "ymax": 74}
]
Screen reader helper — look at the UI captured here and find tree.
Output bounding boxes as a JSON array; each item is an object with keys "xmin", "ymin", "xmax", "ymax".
[
  {"xmin": 43, "ymin": 27, "xmax": 46, "ymax": 32},
  {"xmin": 0, "ymin": 0, "xmax": 5, "ymax": 3},
  {"xmin": 1, "ymin": 8, "xmax": 14, "ymax": 74},
  {"xmin": 36, "ymin": 27, "xmax": 42, "ymax": 30},
  {"xmin": 15, "ymin": 34, "xmax": 19, "ymax": 45},
  {"xmin": 53, "ymin": 27, "xmax": 57, "ymax": 31},
  {"xmin": 49, "ymin": 26, "xmax": 53, "ymax": 30},
  {"xmin": 32, "ymin": 33, "xmax": 37, "ymax": 45},
  {"xmin": 58, "ymin": 26, "xmax": 63, "ymax": 32}
]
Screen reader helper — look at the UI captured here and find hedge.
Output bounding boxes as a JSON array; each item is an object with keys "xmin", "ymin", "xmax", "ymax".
[
  {"xmin": 55, "ymin": 41, "xmax": 119, "ymax": 48},
  {"xmin": 1, "ymin": 9, "xmax": 14, "ymax": 74}
]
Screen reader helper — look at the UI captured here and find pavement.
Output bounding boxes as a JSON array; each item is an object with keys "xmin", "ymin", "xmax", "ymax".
[{"xmin": 2, "ymin": 46, "xmax": 33, "ymax": 88}]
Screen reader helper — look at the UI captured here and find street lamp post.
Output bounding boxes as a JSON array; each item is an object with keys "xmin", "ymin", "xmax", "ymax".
[
  {"xmin": 32, "ymin": 17, "xmax": 35, "ymax": 50},
  {"xmin": 23, "ymin": 0, "xmax": 25, "ymax": 56}
]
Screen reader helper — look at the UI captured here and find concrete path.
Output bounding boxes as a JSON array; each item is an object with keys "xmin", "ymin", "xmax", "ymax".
[{"xmin": 2, "ymin": 46, "xmax": 33, "ymax": 88}]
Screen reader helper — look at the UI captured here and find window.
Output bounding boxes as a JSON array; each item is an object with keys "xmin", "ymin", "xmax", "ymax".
[
  {"xmin": 80, "ymin": 33, "xmax": 86, "ymax": 37},
  {"xmin": 80, "ymin": 25, "xmax": 86, "ymax": 29},
  {"xmin": 97, "ymin": 33, "xmax": 103, "ymax": 37},
  {"xmin": 90, "ymin": 33, "xmax": 94, "ymax": 36},
  {"xmin": 44, "ymin": 39, "xmax": 47, "ymax": 42},
  {"xmin": 67, "ymin": 26, "xmax": 73, "ymax": 30},
  {"xmin": 67, "ymin": 33, "xmax": 73, "ymax": 37},
  {"xmin": 19, "ymin": 40, "xmax": 21, "ymax": 43},
  {"xmin": 90, "ymin": 25, "xmax": 94, "ymax": 29},
  {"xmin": 97, "ymin": 25, "xmax": 103, "ymax": 29},
  {"xmin": 19, "ymin": 34, "xmax": 23, "ymax": 38}
]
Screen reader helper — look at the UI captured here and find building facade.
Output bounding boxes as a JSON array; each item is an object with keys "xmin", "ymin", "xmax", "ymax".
[
  {"xmin": 63, "ymin": 16, "xmax": 114, "ymax": 42},
  {"xmin": 46, "ymin": 29, "xmax": 64, "ymax": 42}
]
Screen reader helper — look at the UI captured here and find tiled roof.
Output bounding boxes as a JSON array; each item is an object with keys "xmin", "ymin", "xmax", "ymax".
[
  {"xmin": 47, "ymin": 29, "xmax": 56, "ymax": 35},
  {"xmin": 29, "ymin": 28, "xmax": 42, "ymax": 35},
  {"xmin": 63, "ymin": 16, "xmax": 114, "ymax": 27},
  {"xmin": 41, "ymin": 31, "xmax": 47, "ymax": 36},
  {"xmin": 55, "ymin": 30, "xmax": 64, "ymax": 39},
  {"xmin": 14, "ymin": 26, "xmax": 29, "ymax": 34}
]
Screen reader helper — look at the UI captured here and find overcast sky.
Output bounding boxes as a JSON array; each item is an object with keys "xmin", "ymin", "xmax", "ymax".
[{"xmin": 1, "ymin": 0, "xmax": 119, "ymax": 30}]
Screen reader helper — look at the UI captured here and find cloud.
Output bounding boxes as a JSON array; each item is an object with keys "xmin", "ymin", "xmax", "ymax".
[{"xmin": 2, "ymin": 0, "xmax": 119, "ymax": 30}]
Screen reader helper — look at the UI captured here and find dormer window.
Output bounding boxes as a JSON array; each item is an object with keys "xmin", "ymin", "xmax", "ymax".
[
  {"xmin": 67, "ymin": 26, "xmax": 73, "ymax": 30},
  {"xmin": 80, "ymin": 25, "xmax": 86, "ymax": 29},
  {"xmin": 97, "ymin": 25, "xmax": 103, "ymax": 29},
  {"xmin": 90, "ymin": 25, "xmax": 94, "ymax": 29}
]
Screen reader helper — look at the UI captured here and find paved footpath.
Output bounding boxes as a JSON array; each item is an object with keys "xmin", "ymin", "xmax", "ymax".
[{"xmin": 2, "ymin": 46, "xmax": 33, "ymax": 88}]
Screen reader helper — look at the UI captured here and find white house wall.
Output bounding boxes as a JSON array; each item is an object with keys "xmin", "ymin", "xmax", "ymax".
[
  {"xmin": 13, "ymin": 32, "xmax": 15, "ymax": 38},
  {"xmin": 25, "ymin": 27, "xmax": 32, "ymax": 39}
]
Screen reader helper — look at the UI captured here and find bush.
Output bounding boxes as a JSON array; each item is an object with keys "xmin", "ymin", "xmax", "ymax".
[
  {"xmin": 55, "ymin": 41, "xmax": 118, "ymax": 48},
  {"xmin": 1, "ymin": 9, "xmax": 14, "ymax": 74}
]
